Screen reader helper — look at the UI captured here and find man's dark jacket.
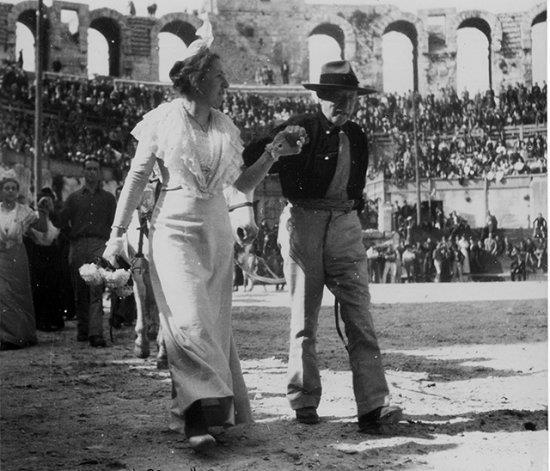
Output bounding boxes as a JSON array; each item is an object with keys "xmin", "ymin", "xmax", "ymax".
[{"xmin": 243, "ymin": 111, "xmax": 369, "ymax": 206}]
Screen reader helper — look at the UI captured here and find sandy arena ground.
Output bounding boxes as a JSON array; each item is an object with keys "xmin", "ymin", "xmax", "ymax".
[{"xmin": 1, "ymin": 281, "xmax": 547, "ymax": 471}]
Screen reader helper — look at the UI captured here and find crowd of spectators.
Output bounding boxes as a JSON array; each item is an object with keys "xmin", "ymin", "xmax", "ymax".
[
  {"xmin": 375, "ymin": 127, "xmax": 547, "ymax": 183},
  {"xmin": 1, "ymin": 61, "xmax": 547, "ymax": 182},
  {"xmin": 366, "ymin": 210, "xmax": 547, "ymax": 283}
]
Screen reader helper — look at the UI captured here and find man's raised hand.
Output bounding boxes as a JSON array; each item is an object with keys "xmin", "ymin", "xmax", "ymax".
[{"xmin": 268, "ymin": 125, "xmax": 309, "ymax": 159}]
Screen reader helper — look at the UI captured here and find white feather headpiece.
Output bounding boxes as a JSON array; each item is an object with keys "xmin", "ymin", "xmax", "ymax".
[{"xmin": 180, "ymin": 12, "xmax": 214, "ymax": 61}]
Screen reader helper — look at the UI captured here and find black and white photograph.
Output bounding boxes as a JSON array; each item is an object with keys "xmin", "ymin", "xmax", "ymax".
[{"xmin": 0, "ymin": 0, "xmax": 547, "ymax": 469}]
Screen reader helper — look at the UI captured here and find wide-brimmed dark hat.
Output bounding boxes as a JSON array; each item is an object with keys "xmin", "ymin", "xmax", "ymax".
[{"xmin": 302, "ymin": 60, "xmax": 377, "ymax": 95}]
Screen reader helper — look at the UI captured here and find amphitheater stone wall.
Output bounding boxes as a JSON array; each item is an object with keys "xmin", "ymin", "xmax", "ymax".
[{"xmin": 0, "ymin": 0, "xmax": 545, "ymax": 92}]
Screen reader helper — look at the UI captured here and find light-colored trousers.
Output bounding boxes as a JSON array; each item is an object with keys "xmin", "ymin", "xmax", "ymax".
[{"xmin": 278, "ymin": 204, "xmax": 389, "ymax": 417}]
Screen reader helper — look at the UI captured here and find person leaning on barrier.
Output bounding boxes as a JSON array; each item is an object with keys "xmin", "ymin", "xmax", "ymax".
[{"xmin": 242, "ymin": 60, "xmax": 402, "ymax": 432}]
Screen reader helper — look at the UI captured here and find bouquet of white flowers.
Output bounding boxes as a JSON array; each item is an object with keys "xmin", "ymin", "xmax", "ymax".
[{"xmin": 79, "ymin": 256, "xmax": 134, "ymax": 298}]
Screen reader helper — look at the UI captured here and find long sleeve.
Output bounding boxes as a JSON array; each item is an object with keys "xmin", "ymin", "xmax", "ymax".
[{"xmin": 111, "ymin": 139, "xmax": 156, "ymax": 230}]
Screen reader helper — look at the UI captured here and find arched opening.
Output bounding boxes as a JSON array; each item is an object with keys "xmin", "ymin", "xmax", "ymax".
[
  {"xmin": 382, "ymin": 21, "xmax": 418, "ymax": 93},
  {"xmin": 15, "ymin": 22, "xmax": 34, "ymax": 71},
  {"xmin": 89, "ymin": 17, "xmax": 121, "ymax": 77},
  {"xmin": 87, "ymin": 29, "xmax": 109, "ymax": 77},
  {"xmin": 15, "ymin": 9, "xmax": 49, "ymax": 72},
  {"xmin": 308, "ymin": 23, "xmax": 344, "ymax": 82},
  {"xmin": 158, "ymin": 20, "xmax": 197, "ymax": 82},
  {"xmin": 457, "ymin": 18, "xmax": 492, "ymax": 95},
  {"xmin": 531, "ymin": 11, "xmax": 547, "ymax": 87}
]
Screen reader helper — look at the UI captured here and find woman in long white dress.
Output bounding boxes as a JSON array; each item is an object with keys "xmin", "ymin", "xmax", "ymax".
[
  {"xmin": 103, "ymin": 23, "xmax": 302, "ymax": 451},
  {"xmin": 0, "ymin": 177, "xmax": 49, "ymax": 349}
]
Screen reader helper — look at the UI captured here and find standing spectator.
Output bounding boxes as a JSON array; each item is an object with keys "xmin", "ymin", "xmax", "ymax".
[
  {"xmin": 56, "ymin": 157, "xmax": 116, "ymax": 347},
  {"xmin": 401, "ymin": 244, "xmax": 416, "ymax": 282},
  {"xmin": 25, "ymin": 187, "xmax": 65, "ymax": 332},
  {"xmin": 422, "ymin": 237, "xmax": 435, "ymax": 281},
  {"xmin": 533, "ymin": 212, "xmax": 547, "ymax": 240},
  {"xmin": 412, "ymin": 242, "xmax": 424, "ymax": 282},
  {"xmin": 281, "ymin": 61, "xmax": 290, "ymax": 84},
  {"xmin": 366, "ymin": 245, "xmax": 381, "ymax": 283},
  {"xmin": 449, "ymin": 242, "xmax": 464, "ymax": 281},
  {"xmin": 484, "ymin": 211, "xmax": 498, "ymax": 238},
  {"xmin": 534, "ymin": 241, "xmax": 547, "ymax": 272},
  {"xmin": 433, "ymin": 240, "xmax": 446, "ymax": 282},
  {"xmin": 0, "ymin": 176, "xmax": 49, "ymax": 349},
  {"xmin": 52, "ymin": 175, "xmax": 76, "ymax": 321},
  {"xmin": 494, "ymin": 234, "xmax": 505, "ymax": 256},
  {"xmin": 457, "ymin": 234, "xmax": 471, "ymax": 281},
  {"xmin": 434, "ymin": 207, "xmax": 444, "ymax": 230},
  {"xmin": 484, "ymin": 232, "xmax": 497, "ymax": 255},
  {"xmin": 382, "ymin": 244, "xmax": 398, "ymax": 283},
  {"xmin": 510, "ymin": 246, "xmax": 526, "ymax": 281}
]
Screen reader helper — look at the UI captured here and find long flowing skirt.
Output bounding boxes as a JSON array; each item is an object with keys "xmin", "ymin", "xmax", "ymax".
[
  {"xmin": 0, "ymin": 243, "xmax": 37, "ymax": 348},
  {"xmin": 149, "ymin": 190, "xmax": 251, "ymax": 432}
]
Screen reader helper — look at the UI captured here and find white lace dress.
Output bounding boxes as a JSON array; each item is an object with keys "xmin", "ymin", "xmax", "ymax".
[{"xmin": 112, "ymin": 98, "xmax": 252, "ymax": 431}]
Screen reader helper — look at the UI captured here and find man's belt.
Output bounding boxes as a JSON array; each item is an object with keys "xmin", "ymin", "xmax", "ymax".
[
  {"xmin": 289, "ymin": 198, "xmax": 359, "ymax": 212},
  {"xmin": 72, "ymin": 235, "xmax": 106, "ymax": 241}
]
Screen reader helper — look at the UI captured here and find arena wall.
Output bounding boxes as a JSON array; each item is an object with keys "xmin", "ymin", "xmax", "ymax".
[
  {"xmin": 380, "ymin": 174, "xmax": 547, "ymax": 229},
  {"xmin": 0, "ymin": 0, "xmax": 545, "ymax": 92}
]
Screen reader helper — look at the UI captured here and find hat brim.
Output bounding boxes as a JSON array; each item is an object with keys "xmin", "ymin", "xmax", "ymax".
[{"xmin": 302, "ymin": 83, "xmax": 378, "ymax": 95}]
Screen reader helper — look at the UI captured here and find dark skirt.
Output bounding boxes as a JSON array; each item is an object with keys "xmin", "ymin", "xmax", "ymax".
[{"xmin": 25, "ymin": 238, "xmax": 66, "ymax": 331}]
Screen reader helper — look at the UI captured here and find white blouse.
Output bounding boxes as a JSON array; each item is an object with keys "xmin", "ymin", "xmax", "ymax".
[
  {"xmin": 131, "ymin": 98, "xmax": 244, "ymax": 196},
  {"xmin": 0, "ymin": 203, "xmax": 38, "ymax": 250},
  {"xmin": 112, "ymin": 99, "xmax": 245, "ymax": 230}
]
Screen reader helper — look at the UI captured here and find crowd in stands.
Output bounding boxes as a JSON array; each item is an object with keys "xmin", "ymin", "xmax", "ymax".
[{"xmin": 1, "ymin": 61, "xmax": 547, "ymax": 181}]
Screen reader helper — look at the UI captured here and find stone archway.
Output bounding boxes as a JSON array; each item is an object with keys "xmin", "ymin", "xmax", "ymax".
[
  {"xmin": 298, "ymin": 12, "xmax": 356, "ymax": 84},
  {"xmin": 377, "ymin": 11, "xmax": 428, "ymax": 55},
  {"xmin": 88, "ymin": 9, "xmax": 129, "ymax": 77},
  {"xmin": 374, "ymin": 9, "xmax": 428, "ymax": 93},
  {"xmin": 307, "ymin": 13, "xmax": 356, "ymax": 60},
  {"xmin": 449, "ymin": 10, "xmax": 502, "ymax": 52},
  {"xmin": 520, "ymin": 2, "xmax": 547, "ymax": 86},
  {"xmin": 7, "ymin": 0, "xmax": 51, "ymax": 70},
  {"xmin": 521, "ymin": 2, "xmax": 547, "ymax": 50},
  {"xmin": 448, "ymin": 10, "xmax": 503, "ymax": 91}
]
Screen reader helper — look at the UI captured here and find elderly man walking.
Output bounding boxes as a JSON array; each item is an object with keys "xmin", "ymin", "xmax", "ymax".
[{"xmin": 244, "ymin": 61, "xmax": 402, "ymax": 431}]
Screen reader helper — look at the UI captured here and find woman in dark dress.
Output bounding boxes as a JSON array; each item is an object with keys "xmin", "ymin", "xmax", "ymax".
[{"xmin": 25, "ymin": 188, "xmax": 65, "ymax": 331}]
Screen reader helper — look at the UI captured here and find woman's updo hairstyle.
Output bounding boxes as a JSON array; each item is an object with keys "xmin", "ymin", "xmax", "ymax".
[{"xmin": 169, "ymin": 46, "xmax": 221, "ymax": 96}]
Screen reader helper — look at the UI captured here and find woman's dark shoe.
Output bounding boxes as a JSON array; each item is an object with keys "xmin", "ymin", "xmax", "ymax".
[
  {"xmin": 185, "ymin": 401, "xmax": 216, "ymax": 452},
  {"xmin": 295, "ymin": 407, "xmax": 320, "ymax": 424}
]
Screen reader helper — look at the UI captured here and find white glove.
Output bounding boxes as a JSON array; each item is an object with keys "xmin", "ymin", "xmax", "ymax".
[{"xmin": 102, "ymin": 237, "xmax": 127, "ymax": 267}]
